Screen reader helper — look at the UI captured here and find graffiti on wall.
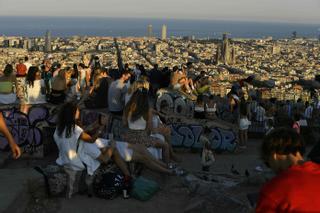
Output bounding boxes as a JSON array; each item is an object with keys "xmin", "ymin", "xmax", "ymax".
[
  {"xmin": 0, "ymin": 106, "xmax": 57, "ymax": 155},
  {"xmin": 170, "ymin": 124, "xmax": 237, "ymax": 152}
]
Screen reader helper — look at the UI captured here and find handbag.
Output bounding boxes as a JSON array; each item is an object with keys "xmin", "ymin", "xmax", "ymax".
[{"xmin": 131, "ymin": 176, "xmax": 160, "ymax": 201}]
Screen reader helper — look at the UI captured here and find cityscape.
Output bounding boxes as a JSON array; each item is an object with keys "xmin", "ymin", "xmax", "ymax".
[
  {"xmin": 1, "ymin": 0, "xmax": 320, "ymax": 212},
  {"xmin": 1, "ymin": 24, "xmax": 319, "ymax": 101}
]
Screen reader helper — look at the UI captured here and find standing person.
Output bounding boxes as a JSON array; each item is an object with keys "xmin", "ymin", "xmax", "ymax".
[
  {"xmin": 41, "ymin": 63, "xmax": 52, "ymax": 98},
  {"xmin": 108, "ymin": 70, "xmax": 131, "ymax": 115},
  {"xmin": 24, "ymin": 56, "xmax": 32, "ymax": 71},
  {"xmin": 71, "ymin": 64, "xmax": 79, "ymax": 84},
  {"xmin": 201, "ymin": 137, "xmax": 215, "ymax": 172},
  {"xmin": 304, "ymin": 101, "xmax": 313, "ymax": 119},
  {"xmin": 133, "ymin": 64, "xmax": 141, "ymax": 81},
  {"xmin": 0, "ymin": 113, "xmax": 21, "ymax": 159},
  {"xmin": 256, "ymin": 128, "xmax": 320, "ymax": 212},
  {"xmin": 84, "ymin": 69, "xmax": 112, "ymax": 109},
  {"xmin": 239, "ymin": 99, "xmax": 251, "ymax": 149},
  {"xmin": 255, "ymin": 102, "xmax": 266, "ymax": 123},
  {"xmin": 15, "ymin": 59, "xmax": 28, "ymax": 103},
  {"xmin": 78, "ymin": 63, "xmax": 88, "ymax": 94},
  {"xmin": 292, "ymin": 113, "xmax": 301, "ymax": 134}
]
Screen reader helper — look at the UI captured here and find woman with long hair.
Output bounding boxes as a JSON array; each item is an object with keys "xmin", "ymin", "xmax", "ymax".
[
  {"xmin": 24, "ymin": 66, "xmax": 46, "ymax": 104},
  {"xmin": 122, "ymin": 88, "xmax": 174, "ymax": 164},
  {"xmin": 49, "ymin": 68, "xmax": 71, "ymax": 104},
  {"xmin": 125, "ymin": 79, "xmax": 149, "ymax": 105},
  {"xmin": 0, "ymin": 64, "xmax": 17, "ymax": 104},
  {"xmin": 54, "ymin": 102, "xmax": 130, "ymax": 198}
]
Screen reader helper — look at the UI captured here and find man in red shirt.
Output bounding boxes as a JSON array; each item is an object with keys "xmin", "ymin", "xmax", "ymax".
[
  {"xmin": 256, "ymin": 127, "xmax": 320, "ymax": 212},
  {"xmin": 16, "ymin": 58, "xmax": 27, "ymax": 77}
]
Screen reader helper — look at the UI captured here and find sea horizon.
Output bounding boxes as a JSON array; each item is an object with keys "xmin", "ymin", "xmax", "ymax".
[{"xmin": 0, "ymin": 16, "xmax": 319, "ymax": 39}]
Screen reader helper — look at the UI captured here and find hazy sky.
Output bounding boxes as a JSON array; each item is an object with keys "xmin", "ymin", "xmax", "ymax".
[{"xmin": 0, "ymin": 0, "xmax": 319, "ymax": 24}]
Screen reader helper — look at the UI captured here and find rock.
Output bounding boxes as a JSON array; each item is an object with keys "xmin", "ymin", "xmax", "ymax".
[{"xmin": 184, "ymin": 199, "xmax": 206, "ymax": 213}]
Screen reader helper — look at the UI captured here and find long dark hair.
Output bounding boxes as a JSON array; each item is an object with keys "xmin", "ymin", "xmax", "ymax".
[
  {"xmin": 26, "ymin": 66, "xmax": 39, "ymax": 87},
  {"xmin": 72, "ymin": 63, "xmax": 79, "ymax": 79},
  {"xmin": 57, "ymin": 102, "xmax": 78, "ymax": 138},
  {"xmin": 3, "ymin": 64, "xmax": 13, "ymax": 76},
  {"xmin": 124, "ymin": 88, "xmax": 149, "ymax": 122}
]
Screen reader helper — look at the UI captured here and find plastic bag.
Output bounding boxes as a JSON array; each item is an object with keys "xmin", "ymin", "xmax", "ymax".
[{"xmin": 131, "ymin": 177, "xmax": 160, "ymax": 201}]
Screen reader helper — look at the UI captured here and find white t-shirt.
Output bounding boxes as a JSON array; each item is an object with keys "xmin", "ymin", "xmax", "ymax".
[
  {"xmin": 25, "ymin": 79, "xmax": 47, "ymax": 104},
  {"xmin": 128, "ymin": 116, "xmax": 147, "ymax": 130},
  {"xmin": 54, "ymin": 125, "xmax": 85, "ymax": 172}
]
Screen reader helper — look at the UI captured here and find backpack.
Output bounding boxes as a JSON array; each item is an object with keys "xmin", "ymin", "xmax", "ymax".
[{"xmin": 93, "ymin": 168, "xmax": 125, "ymax": 199}]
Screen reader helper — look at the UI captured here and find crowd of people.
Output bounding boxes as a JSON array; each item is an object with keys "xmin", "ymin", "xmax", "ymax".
[{"xmin": 1, "ymin": 54, "xmax": 320, "ymax": 212}]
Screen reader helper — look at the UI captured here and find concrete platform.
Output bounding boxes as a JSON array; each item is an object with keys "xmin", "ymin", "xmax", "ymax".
[{"xmin": 0, "ymin": 168, "xmax": 43, "ymax": 213}]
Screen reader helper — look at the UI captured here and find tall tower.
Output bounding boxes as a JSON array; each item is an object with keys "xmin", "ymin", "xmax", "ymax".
[
  {"xmin": 147, "ymin": 24, "xmax": 153, "ymax": 38},
  {"xmin": 161, "ymin": 25, "xmax": 167, "ymax": 40},
  {"xmin": 221, "ymin": 33, "xmax": 230, "ymax": 65},
  {"xmin": 45, "ymin": 30, "xmax": 52, "ymax": 52}
]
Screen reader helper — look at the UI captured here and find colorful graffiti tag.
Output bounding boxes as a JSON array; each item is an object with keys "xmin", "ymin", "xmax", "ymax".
[
  {"xmin": 0, "ymin": 106, "xmax": 57, "ymax": 154},
  {"xmin": 170, "ymin": 124, "xmax": 237, "ymax": 152}
]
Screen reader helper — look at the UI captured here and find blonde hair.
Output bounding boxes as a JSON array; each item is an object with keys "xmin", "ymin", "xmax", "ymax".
[{"xmin": 127, "ymin": 80, "xmax": 150, "ymax": 95}]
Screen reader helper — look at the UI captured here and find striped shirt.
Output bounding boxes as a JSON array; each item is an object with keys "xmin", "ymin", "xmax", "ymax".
[
  {"xmin": 304, "ymin": 106, "xmax": 313, "ymax": 119},
  {"xmin": 255, "ymin": 106, "xmax": 266, "ymax": 122}
]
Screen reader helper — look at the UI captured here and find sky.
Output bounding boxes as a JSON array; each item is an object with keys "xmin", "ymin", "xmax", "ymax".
[{"xmin": 0, "ymin": 0, "xmax": 319, "ymax": 24}]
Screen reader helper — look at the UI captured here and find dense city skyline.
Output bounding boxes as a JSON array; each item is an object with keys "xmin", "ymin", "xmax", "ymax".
[{"xmin": 0, "ymin": 0, "xmax": 319, "ymax": 24}]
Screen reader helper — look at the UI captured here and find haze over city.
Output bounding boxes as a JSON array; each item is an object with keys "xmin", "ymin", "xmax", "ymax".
[{"xmin": 0, "ymin": 0, "xmax": 320, "ymax": 24}]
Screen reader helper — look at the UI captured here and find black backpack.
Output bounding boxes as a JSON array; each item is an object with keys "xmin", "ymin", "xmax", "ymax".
[{"xmin": 93, "ymin": 169, "xmax": 125, "ymax": 199}]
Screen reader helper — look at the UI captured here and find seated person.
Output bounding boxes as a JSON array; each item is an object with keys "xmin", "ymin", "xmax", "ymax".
[
  {"xmin": 170, "ymin": 66, "xmax": 192, "ymax": 94},
  {"xmin": 194, "ymin": 95, "xmax": 205, "ymax": 119},
  {"xmin": 256, "ymin": 127, "xmax": 320, "ymax": 212},
  {"xmin": 49, "ymin": 69, "xmax": 69, "ymax": 104},
  {"xmin": 24, "ymin": 66, "xmax": 46, "ymax": 104},
  {"xmin": 0, "ymin": 64, "xmax": 17, "ymax": 104},
  {"xmin": 122, "ymin": 89, "xmax": 175, "ymax": 164},
  {"xmin": 125, "ymin": 79, "xmax": 150, "ymax": 105},
  {"xmin": 85, "ymin": 114, "xmax": 175, "ymax": 175},
  {"xmin": 54, "ymin": 102, "xmax": 130, "ymax": 198},
  {"xmin": 205, "ymin": 95, "xmax": 218, "ymax": 119}
]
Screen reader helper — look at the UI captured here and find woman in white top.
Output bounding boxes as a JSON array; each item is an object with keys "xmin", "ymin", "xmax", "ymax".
[
  {"xmin": 122, "ymin": 88, "xmax": 174, "ymax": 164},
  {"xmin": 239, "ymin": 99, "xmax": 251, "ymax": 149},
  {"xmin": 124, "ymin": 79, "xmax": 150, "ymax": 105},
  {"xmin": 20, "ymin": 66, "xmax": 47, "ymax": 113},
  {"xmin": 85, "ymin": 115, "xmax": 173, "ymax": 175},
  {"xmin": 54, "ymin": 102, "xmax": 130, "ymax": 197},
  {"xmin": 25, "ymin": 66, "xmax": 47, "ymax": 105}
]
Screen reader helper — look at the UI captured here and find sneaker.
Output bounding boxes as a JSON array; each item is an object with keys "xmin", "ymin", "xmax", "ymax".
[
  {"xmin": 173, "ymin": 168, "xmax": 186, "ymax": 176},
  {"xmin": 255, "ymin": 166, "xmax": 263, "ymax": 172},
  {"xmin": 168, "ymin": 163, "xmax": 177, "ymax": 170}
]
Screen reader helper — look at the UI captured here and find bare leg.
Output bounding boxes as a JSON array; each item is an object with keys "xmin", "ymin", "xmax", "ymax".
[
  {"xmin": 98, "ymin": 148, "xmax": 130, "ymax": 176},
  {"xmin": 112, "ymin": 149, "xmax": 131, "ymax": 176},
  {"xmin": 130, "ymin": 144, "xmax": 167, "ymax": 168},
  {"xmin": 244, "ymin": 130, "xmax": 248, "ymax": 146},
  {"xmin": 152, "ymin": 141, "xmax": 170, "ymax": 164},
  {"xmin": 132, "ymin": 152, "xmax": 172, "ymax": 174}
]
